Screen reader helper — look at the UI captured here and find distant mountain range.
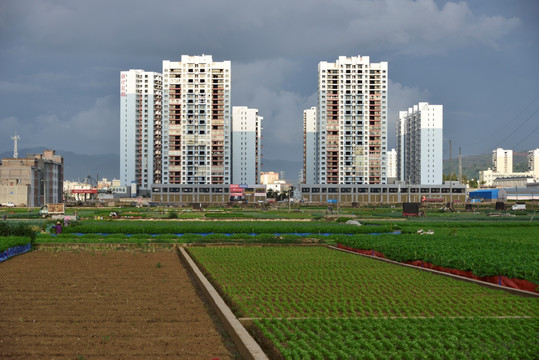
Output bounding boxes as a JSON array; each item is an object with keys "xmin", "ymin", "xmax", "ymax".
[
  {"xmin": 0, "ymin": 148, "xmax": 119, "ymax": 181},
  {"xmin": 1, "ymin": 148, "xmax": 530, "ymax": 183},
  {"xmin": 442, "ymin": 152, "xmax": 528, "ymax": 180}
]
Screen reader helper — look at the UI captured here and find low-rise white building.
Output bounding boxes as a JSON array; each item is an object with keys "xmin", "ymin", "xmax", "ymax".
[{"xmin": 480, "ymin": 148, "xmax": 539, "ymax": 187}]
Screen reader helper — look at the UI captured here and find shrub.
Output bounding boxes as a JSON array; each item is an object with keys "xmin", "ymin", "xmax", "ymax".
[{"xmin": 0, "ymin": 222, "xmax": 36, "ymax": 243}]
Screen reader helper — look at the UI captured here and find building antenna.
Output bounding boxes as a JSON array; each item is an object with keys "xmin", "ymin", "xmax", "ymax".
[{"xmin": 11, "ymin": 133, "xmax": 20, "ymax": 159}]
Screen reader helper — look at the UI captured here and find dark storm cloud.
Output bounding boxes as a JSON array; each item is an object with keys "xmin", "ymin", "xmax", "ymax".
[{"xmin": 0, "ymin": 0, "xmax": 537, "ymax": 164}]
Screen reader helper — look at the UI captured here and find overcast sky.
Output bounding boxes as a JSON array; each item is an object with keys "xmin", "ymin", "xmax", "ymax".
[{"xmin": 1, "ymin": 0, "xmax": 538, "ymax": 166}]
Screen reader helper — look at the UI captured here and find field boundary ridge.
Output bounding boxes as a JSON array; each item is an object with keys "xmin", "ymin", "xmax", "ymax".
[{"xmin": 177, "ymin": 246, "xmax": 269, "ymax": 360}]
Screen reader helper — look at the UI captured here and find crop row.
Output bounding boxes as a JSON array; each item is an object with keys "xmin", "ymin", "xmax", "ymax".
[
  {"xmin": 188, "ymin": 246, "xmax": 538, "ymax": 319},
  {"xmin": 35, "ymin": 232, "xmax": 300, "ymax": 244},
  {"xmin": 189, "ymin": 246, "xmax": 538, "ymax": 359},
  {"xmin": 397, "ymin": 221, "xmax": 538, "ymax": 239},
  {"xmin": 338, "ymin": 230, "xmax": 539, "ymax": 284},
  {"xmin": 63, "ymin": 220, "xmax": 394, "ymax": 235},
  {"xmin": 0, "ymin": 236, "xmax": 32, "ymax": 252},
  {"xmin": 254, "ymin": 317, "xmax": 538, "ymax": 360}
]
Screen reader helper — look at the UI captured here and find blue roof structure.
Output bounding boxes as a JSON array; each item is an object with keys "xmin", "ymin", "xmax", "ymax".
[{"xmin": 468, "ymin": 189, "xmax": 500, "ymax": 200}]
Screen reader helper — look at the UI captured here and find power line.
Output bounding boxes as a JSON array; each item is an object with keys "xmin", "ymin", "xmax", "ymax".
[
  {"xmin": 494, "ymin": 106, "xmax": 539, "ymax": 149},
  {"xmin": 458, "ymin": 93, "xmax": 539, "ymax": 147},
  {"xmin": 512, "ymin": 121, "xmax": 539, "ymax": 150}
]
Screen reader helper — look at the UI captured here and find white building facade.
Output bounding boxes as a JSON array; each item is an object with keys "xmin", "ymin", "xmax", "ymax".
[
  {"xmin": 317, "ymin": 56, "xmax": 388, "ymax": 184},
  {"xmin": 493, "ymin": 148, "xmax": 513, "ymax": 174},
  {"xmin": 397, "ymin": 102, "xmax": 443, "ymax": 185},
  {"xmin": 120, "ymin": 70, "xmax": 163, "ymax": 190},
  {"xmin": 162, "ymin": 55, "xmax": 231, "ymax": 184},
  {"xmin": 386, "ymin": 148, "xmax": 397, "ymax": 182},
  {"xmin": 528, "ymin": 148, "xmax": 539, "ymax": 179},
  {"xmin": 479, "ymin": 148, "xmax": 539, "ymax": 186},
  {"xmin": 231, "ymin": 106, "xmax": 263, "ymax": 184},
  {"xmin": 303, "ymin": 107, "xmax": 318, "ymax": 183}
]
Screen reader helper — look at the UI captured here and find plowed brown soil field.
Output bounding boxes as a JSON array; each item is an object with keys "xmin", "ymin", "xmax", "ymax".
[{"xmin": 0, "ymin": 249, "xmax": 237, "ymax": 359}]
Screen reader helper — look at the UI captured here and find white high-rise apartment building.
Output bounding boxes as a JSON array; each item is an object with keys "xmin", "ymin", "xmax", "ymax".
[
  {"xmin": 317, "ymin": 56, "xmax": 388, "ymax": 184},
  {"xmin": 527, "ymin": 148, "xmax": 539, "ymax": 179},
  {"xmin": 387, "ymin": 148, "xmax": 397, "ymax": 180},
  {"xmin": 120, "ymin": 69, "xmax": 163, "ymax": 190},
  {"xmin": 162, "ymin": 55, "xmax": 231, "ymax": 184},
  {"xmin": 303, "ymin": 107, "xmax": 318, "ymax": 183},
  {"xmin": 397, "ymin": 102, "xmax": 443, "ymax": 185},
  {"xmin": 231, "ymin": 106, "xmax": 263, "ymax": 184},
  {"xmin": 493, "ymin": 148, "xmax": 513, "ymax": 174}
]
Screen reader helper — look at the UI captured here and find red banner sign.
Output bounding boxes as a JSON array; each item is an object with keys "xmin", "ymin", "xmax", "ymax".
[{"xmin": 71, "ymin": 189, "xmax": 97, "ymax": 194}]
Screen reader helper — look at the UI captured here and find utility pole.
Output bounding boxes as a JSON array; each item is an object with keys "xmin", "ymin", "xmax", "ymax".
[
  {"xmin": 288, "ymin": 186, "xmax": 293, "ymax": 213},
  {"xmin": 449, "ymin": 140, "xmax": 453, "ymax": 205},
  {"xmin": 458, "ymin": 147, "xmax": 462, "ymax": 184},
  {"xmin": 408, "ymin": 175, "xmax": 411, "ymax": 203}
]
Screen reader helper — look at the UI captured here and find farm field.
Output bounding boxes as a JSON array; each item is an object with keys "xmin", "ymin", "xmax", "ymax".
[
  {"xmin": 338, "ymin": 223, "xmax": 539, "ymax": 286},
  {"xmin": 59, "ymin": 220, "xmax": 394, "ymax": 235},
  {"xmin": 188, "ymin": 246, "xmax": 539, "ymax": 359},
  {"xmin": 30, "ymin": 218, "xmax": 539, "ymax": 288},
  {"xmin": 0, "ymin": 250, "xmax": 237, "ymax": 360}
]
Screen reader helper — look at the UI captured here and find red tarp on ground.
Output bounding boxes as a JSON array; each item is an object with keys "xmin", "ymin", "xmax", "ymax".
[{"xmin": 337, "ymin": 244, "xmax": 538, "ymax": 293}]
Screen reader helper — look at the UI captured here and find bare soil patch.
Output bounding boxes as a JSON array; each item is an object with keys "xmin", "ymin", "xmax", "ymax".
[{"xmin": 0, "ymin": 250, "xmax": 237, "ymax": 359}]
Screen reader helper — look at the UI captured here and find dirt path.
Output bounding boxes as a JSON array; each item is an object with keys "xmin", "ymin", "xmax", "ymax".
[{"xmin": 0, "ymin": 250, "xmax": 237, "ymax": 359}]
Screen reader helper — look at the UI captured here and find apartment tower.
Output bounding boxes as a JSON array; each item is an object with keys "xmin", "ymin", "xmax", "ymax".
[
  {"xmin": 317, "ymin": 56, "xmax": 388, "ymax": 184},
  {"xmin": 120, "ymin": 70, "xmax": 163, "ymax": 190},
  {"xmin": 528, "ymin": 148, "xmax": 539, "ymax": 179},
  {"xmin": 303, "ymin": 107, "xmax": 318, "ymax": 183},
  {"xmin": 162, "ymin": 55, "xmax": 231, "ymax": 184},
  {"xmin": 492, "ymin": 148, "xmax": 513, "ymax": 175},
  {"xmin": 231, "ymin": 106, "xmax": 263, "ymax": 184},
  {"xmin": 397, "ymin": 102, "xmax": 443, "ymax": 185}
]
